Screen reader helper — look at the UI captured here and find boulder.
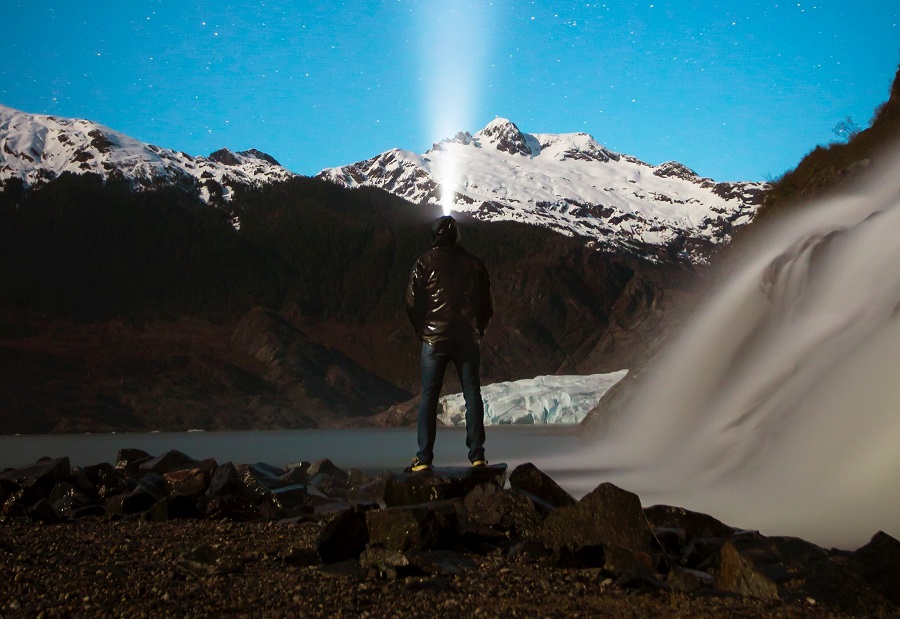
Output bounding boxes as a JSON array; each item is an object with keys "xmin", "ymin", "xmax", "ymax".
[
  {"xmin": 508, "ymin": 463, "xmax": 576, "ymax": 509},
  {"xmin": 347, "ymin": 472, "xmax": 389, "ymax": 507},
  {"xmin": 120, "ymin": 473, "xmax": 168, "ymax": 515},
  {"xmin": 539, "ymin": 482, "xmax": 654, "ymax": 573},
  {"xmin": 365, "ymin": 501, "xmax": 458, "ymax": 551},
  {"xmin": 644, "ymin": 505, "xmax": 736, "ymax": 540},
  {"xmin": 206, "ymin": 462, "xmax": 256, "ymax": 502},
  {"xmin": 462, "ymin": 482, "xmax": 542, "ymax": 537},
  {"xmin": 849, "ymin": 531, "xmax": 900, "ymax": 605},
  {"xmin": 204, "ymin": 462, "xmax": 257, "ymax": 519},
  {"xmin": 26, "ymin": 498, "xmax": 59, "ymax": 523},
  {"xmin": 280, "ymin": 463, "xmax": 310, "ymax": 486},
  {"xmin": 164, "ymin": 467, "xmax": 210, "ymax": 498},
  {"xmin": 83, "ymin": 462, "xmax": 128, "ymax": 499},
  {"xmin": 0, "ymin": 457, "xmax": 71, "ymax": 494},
  {"xmin": 115, "ymin": 448, "xmax": 153, "ymax": 477},
  {"xmin": 715, "ymin": 534, "xmax": 829, "ymax": 601},
  {"xmin": 261, "ymin": 484, "xmax": 312, "ymax": 518},
  {"xmin": 139, "ymin": 450, "xmax": 197, "ymax": 476},
  {"xmin": 307, "ymin": 459, "xmax": 349, "ymax": 486},
  {"xmin": 681, "ymin": 536, "xmax": 729, "ymax": 571},
  {"xmin": 316, "ymin": 507, "xmax": 370, "ymax": 564},
  {"xmin": 308, "ymin": 472, "xmax": 347, "ymax": 499},
  {"xmin": 238, "ymin": 462, "xmax": 288, "ymax": 501},
  {"xmin": 382, "ymin": 465, "xmax": 506, "ymax": 507}
]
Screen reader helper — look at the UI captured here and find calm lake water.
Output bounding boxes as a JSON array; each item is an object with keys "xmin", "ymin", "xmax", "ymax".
[{"xmin": 0, "ymin": 426, "xmax": 600, "ymax": 497}]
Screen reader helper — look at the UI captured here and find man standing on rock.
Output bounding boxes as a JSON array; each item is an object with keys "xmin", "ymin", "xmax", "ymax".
[{"xmin": 405, "ymin": 215, "xmax": 493, "ymax": 472}]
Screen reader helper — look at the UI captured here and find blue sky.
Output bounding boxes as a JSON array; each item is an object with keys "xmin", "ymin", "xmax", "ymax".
[{"xmin": 2, "ymin": 1, "xmax": 898, "ymax": 182}]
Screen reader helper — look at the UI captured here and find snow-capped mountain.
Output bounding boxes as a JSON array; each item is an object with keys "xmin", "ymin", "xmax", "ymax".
[
  {"xmin": 0, "ymin": 104, "xmax": 294, "ymax": 203},
  {"xmin": 319, "ymin": 118, "xmax": 768, "ymax": 262}
]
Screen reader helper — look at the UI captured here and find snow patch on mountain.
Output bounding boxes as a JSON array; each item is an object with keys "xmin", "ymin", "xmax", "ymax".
[
  {"xmin": 0, "ymin": 104, "xmax": 294, "ymax": 203},
  {"xmin": 438, "ymin": 370, "xmax": 628, "ymax": 426},
  {"xmin": 319, "ymin": 118, "xmax": 768, "ymax": 262}
]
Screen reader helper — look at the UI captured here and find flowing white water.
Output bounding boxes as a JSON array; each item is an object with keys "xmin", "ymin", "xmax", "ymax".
[{"xmin": 565, "ymin": 150, "xmax": 900, "ymax": 549}]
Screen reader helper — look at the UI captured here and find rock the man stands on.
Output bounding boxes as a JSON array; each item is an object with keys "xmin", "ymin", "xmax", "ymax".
[{"xmin": 405, "ymin": 215, "xmax": 494, "ymax": 472}]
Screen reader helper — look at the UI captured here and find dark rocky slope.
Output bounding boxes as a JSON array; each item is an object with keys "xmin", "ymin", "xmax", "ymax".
[
  {"xmin": 1, "ymin": 452, "xmax": 898, "ymax": 617},
  {"xmin": 0, "ymin": 173, "xmax": 697, "ymax": 433}
]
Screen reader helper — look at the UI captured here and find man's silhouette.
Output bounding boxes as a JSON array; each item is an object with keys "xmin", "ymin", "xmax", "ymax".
[{"xmin": 405, "ymin": 215, "xmax": 493, "ymax": 471}]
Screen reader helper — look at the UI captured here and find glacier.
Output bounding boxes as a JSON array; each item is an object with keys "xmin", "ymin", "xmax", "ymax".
[{"xmin": 438, "ymin": 371, "xmax": 628, "ymax": 426}]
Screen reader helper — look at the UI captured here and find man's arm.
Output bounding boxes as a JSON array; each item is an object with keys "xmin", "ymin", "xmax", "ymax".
[
  {"xmin": 405, "ymin": 260, "xmax": 425, "ymax": 338},
  {"xmin": 477, "ymin": 263, "xmax": 493, "ymax": 336}
]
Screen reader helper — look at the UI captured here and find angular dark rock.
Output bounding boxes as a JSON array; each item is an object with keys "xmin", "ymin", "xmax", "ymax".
[
  {"xmin": 849, "ymin": 531, "xmax": 900, "ymax": 605},
  {"xmin": 462, "ymin": 482, "xmax": 542, "ymax": 537},
  {"xmin": 261, "ymin": 484, "xmax": 313, "ymax": 518},
  {"xmin": 652, "ymin": 526, "xmax": 687, "ymax": 557},
  {"xmin": 120, "ymin": 473, "xmax": 167, "ymax": 515},
  {"xmin": 83, "ymin": 462, "xmax": 128, "ymax": 499},
  {"xmin": 53, "ymin": 496, "xmax": 105, "ymax": 520},
  {"xmin": 347, "ymin": 468, "xmax": 373, "ymax": 488},
  {"xmin": 681, "ymin": 536, "xmax": 728, "ymax": 571},
  {"xmin": 26, "ymin": 498, "xmax": 59, "ymax": 523},
  {"xmin": 238, "ymin": 462, "xmax": 288, "ymax": 501},
  {"xmin": 206, "ymin": 462, "xmax": 256, "ymax": 502},
  {"xmin": 365, "ymin": 501, "xmax": 458, "ymax": 551},
  {"xmin": 204, "ymin": 462, "xmax": 258, "ymax": 519},
  {"xmin": 508, "ymin": 462, "xmax": 576, "ymax": 509},
  {"xmin": 346, "ymin": 472, "xmax": 389, "ymax": 507},
  {"xmin": 307, "ymin": 459, "xmax": 349, "ymax": 486},
  {"xmin": 644, "ymin": 504, "xmax": 736, "ymax": 541},
  {"xmin": 280, "ymin": 463, "xmax": 310, "ymax": 486},
  {"xmin": 0, "ymin": 457, "xmax": 71, "ymax": 494},
  {"xmin": 144, "ymin": 498, "xmax": 170, "ymax": 522},
  {"xmin": 539, "ymin": 482, "xmax": 654, "ymax": 573},
  {"xmin": 317, "ymin": 507, "xmax": 370, "ymax": 564},
  {"xmin": 308, "ymin": 472, "xmax": 348, "ymax": 499},
  {"xmin": 138, "ymin": 450, "xmax": 197, "ymax": 476},
  {"xmin": 382, "ymin": 465, "xmax": 506, "ymax": 507},
  {"xmin": 715, "ymin": 534, "xmax": 829, "ymax": 601},
  {"xmin": 164, "ymin": 466, "xmax": 210, "ymax": 498},
  {"xmin": 116, "ymin": 448, "xmax": 153, "ymax": 469}
]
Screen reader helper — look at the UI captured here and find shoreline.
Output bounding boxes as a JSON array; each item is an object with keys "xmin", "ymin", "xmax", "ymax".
[{"xmin": 2, "ymin": 449, "xmax": 898, "ymax": 617}]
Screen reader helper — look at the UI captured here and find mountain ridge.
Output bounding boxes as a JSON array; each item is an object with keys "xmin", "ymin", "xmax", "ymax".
[
  {"xmin": 319, "ymin": 117, "xmax": 768, "ymax": 262},
  {"xmin": 0, "ymin": 104, "xmax": 295, "ymax": 205}
]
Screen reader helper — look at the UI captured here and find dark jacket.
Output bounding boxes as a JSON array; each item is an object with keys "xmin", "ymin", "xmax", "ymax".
[{"xmin": 405, "ymin": 226, "xmax": 493, "ymax": 346}]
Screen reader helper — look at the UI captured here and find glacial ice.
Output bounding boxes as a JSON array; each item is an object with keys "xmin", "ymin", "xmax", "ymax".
[{"xmin": 438, "ymin": 370, "xmax": 628, "ymax": 426}]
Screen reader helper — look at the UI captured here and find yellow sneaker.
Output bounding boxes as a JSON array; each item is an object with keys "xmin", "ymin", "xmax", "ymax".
[
  {"xmin": 408, "ymin": 457, "xmax": 432, "ymax": 472},
  {"xmin": 471, "ymin": 459, "xmax": 488, "ymax": 467}
]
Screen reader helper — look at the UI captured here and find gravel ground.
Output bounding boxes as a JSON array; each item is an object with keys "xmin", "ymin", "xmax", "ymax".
[{"xmin": 0, "ymin": 518, "xmax": 873, "ymax": 619}]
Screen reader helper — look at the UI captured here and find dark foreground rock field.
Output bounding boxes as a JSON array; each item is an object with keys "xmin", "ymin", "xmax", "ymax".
[{"xmin": 2, "ymin": 451, "xmax": 898, "ymax": 618}]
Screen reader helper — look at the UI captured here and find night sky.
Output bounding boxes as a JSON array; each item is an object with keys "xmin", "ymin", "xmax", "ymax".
[{"xmin": 2, "ymin": 1, "xmax": 898, "ymax": 181}]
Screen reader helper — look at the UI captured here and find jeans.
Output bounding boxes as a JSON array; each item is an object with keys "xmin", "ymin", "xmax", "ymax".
[{"xmin": 416, "ymin": 339, "xmax": 486, "ymax": 465}]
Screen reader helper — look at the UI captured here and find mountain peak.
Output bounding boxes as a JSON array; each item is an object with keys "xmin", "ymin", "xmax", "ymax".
[
  {"xmin": 318, "ymin": 118, "xmax": 769, "ymax": 263},
  {"xmin": 476, "ymin": 117, "xmax": 533, "ymax": 156},
  {"xmin": 0, "ymin": 105, "xmax": 295, "ymax": 204}
]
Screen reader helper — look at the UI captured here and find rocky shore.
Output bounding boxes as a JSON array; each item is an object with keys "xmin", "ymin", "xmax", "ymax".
[{"xmin": 2, "ymin": 451, "xmax": 898, "ymax": 618}]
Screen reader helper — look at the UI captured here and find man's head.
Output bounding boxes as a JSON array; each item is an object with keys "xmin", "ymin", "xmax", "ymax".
[{"xmin": 432, "ymin": 215, "xmax": 460, "ymax": 248}]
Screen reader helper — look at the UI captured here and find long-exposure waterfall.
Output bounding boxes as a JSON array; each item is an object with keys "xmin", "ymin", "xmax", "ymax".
[{"xmin": 566, "ymin": 149, "xmax": 900, "ymax": 549}]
